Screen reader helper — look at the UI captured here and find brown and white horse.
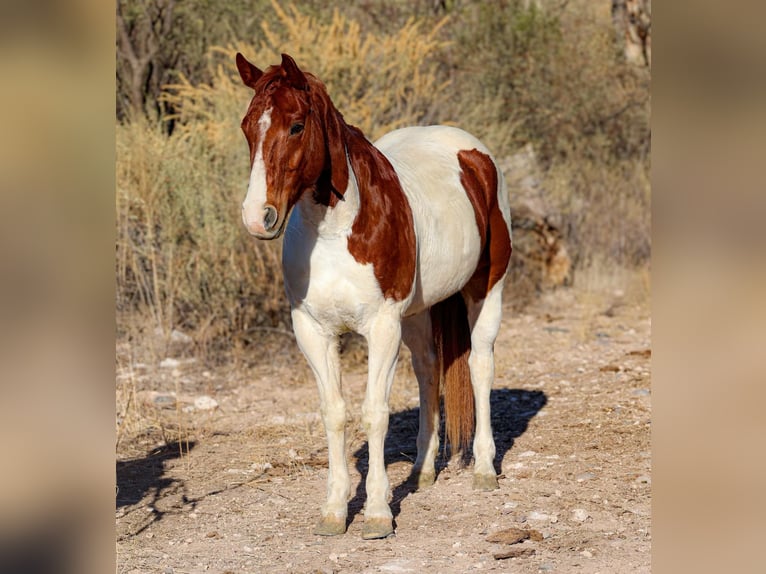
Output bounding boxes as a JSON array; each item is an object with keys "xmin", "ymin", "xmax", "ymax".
[{"xmin": 236, "ymin": 53, "xmax": 512, "ymax": 539}]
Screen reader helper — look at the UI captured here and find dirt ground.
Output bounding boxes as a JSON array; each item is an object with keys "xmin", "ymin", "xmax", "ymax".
[{"xmin": 116, "ymin": 280, "xmax": 651, "ymax": 574}]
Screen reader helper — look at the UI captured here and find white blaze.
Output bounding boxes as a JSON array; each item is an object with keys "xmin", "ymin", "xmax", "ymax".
[{"xmin": 242, "ymin": 107, "xmax": 272, "ymax": 233}]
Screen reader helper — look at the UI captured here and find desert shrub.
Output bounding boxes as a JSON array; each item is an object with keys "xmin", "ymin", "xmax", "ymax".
[
  {"xmin": 162, "ymin": 1, "xmax": 450, "ymax": 141},
  {"xmin": 445, "ymin": 0, "xmax": 650, "ymax": 267},
  {"xmin": 116, "ymin": 1, "xmax": 450, "ymax": 354},
  {"xmin": 116, "ymin": 0, "xmax": 651, "ymax": 357},
  {"xmin": 446, "ymin": 0, "xmax": 649, "ymax": 162}
]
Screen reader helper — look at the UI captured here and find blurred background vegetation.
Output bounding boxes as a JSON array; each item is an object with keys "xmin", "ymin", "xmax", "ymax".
[{"xmin": 116, "ymin": 0, "xmax": 650, "ymax": 361}]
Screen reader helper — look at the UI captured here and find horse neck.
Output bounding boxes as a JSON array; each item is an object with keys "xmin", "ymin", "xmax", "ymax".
[{"xmin": 296, "ymin": 157, "xmax": 360, "ymax": 239}]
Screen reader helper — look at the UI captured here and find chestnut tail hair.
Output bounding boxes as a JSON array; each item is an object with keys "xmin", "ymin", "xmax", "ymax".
[{"xmin": 430, "ymin": 293, "xmax": 474, "ymax": 456}]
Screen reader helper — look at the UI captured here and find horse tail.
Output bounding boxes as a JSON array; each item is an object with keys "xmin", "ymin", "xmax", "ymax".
[{"xmin": 430, "ymin": 293, "xmax": 474, "ymax": 456}]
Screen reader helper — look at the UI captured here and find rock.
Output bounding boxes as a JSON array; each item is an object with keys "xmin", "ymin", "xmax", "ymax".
[
  {"xmin": 486, "ymin": 527, "xmax": 543, "ymax": 545},
  {"xmin": 571, "ymin": 508, "xmax": 589, "ymax": 522},
  {"xmin": 194, "ymin": 395, "xmax": 218, "ymax": 410},
  {"xmin": 485, "ymin": 528, "xmax": 529, "ymax": 545},
  {"xmin": 493, "ymin": 547, "xmax": 536, "ymax": 560},
  {"xmin": 379, "ymin": 559, "xmax": 416, "ymax": 572},
  {"xmin": 159, "ymin": 358, "xmax": 181, "ymax": 369},
  {"xmin": 527, "ymin": 511, "xmax": 550, "ymax": 522},
  {"xmin": 137, "ymin": 390, "xmax": 176, "ymax": 409}
]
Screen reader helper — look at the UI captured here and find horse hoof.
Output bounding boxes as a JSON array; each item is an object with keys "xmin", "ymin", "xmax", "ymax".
[
  {"xmin": 473, "ymin": 473, "xmax": 499, "ymax": 491},
  {"xmin": 408, "ymin": 469, "xmax": 435, "ymax": 489},
  {"xmin": 417, "ymin": 471, "xmax": 435, "ymax": 489},
  {"xmin": 313, "ymin": 516, "xmax": 347, "ymax": 536},
  {"xmin": 361, "ymin": 517, "xmax": 394, "ymax": 540}
]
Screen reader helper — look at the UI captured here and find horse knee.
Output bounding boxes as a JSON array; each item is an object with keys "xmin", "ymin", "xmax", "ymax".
[
  {"xmin": 361, "ymin": 403, "xmax": 389, "ymax": 434},
  {"xmin": 321, "ymin": 401, "xmax": 347, "ymax": 433}
]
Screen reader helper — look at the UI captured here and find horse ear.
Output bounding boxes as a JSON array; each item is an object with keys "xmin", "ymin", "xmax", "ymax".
[
  {"xmin": 280, "ymin": 53, "xmax": 309, "ymax": 91},
  {"xmin": 236, "ymin": 52, "xmax": 262, "ymax": 89}
]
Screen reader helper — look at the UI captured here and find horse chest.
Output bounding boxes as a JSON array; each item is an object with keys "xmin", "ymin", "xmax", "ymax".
[{"xmin": 282, "ymin": 233, "xmax": 388, "ymax": 333}]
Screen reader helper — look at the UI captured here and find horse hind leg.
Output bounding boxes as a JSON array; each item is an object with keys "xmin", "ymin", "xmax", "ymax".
[
  {"xmin": 402, "ymin": 312, "xmax": 440, "ymax": 489},
  {"xmin": 463, "ymin": 279, "xmax": 505, "ymax": 491}
]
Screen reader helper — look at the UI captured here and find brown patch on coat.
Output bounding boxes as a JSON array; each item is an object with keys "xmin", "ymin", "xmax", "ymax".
[
  {"xmin": 457, "ymin": 149, "xmax": 512, "ymax": 301},
  {"xmin": 345, "ymin": 126, "xmax": 416, "ymax": 301}
]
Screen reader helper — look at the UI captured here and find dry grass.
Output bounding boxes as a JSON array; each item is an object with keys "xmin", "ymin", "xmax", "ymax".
[{"xmin": 116, "ymin": 0, "xmax": 650, "ymax": 363}]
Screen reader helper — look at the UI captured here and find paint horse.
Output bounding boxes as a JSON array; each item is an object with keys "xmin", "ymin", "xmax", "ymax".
[{"xmin": 236, "ymin": 53, "xmax": 512, "ymax": 539}]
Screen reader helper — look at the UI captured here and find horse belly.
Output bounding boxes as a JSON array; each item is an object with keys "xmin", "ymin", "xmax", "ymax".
[
  {"xmin": 376, "ymin": 127, "xmax": 487, "ymax": 314},
  {"xmin": 407, "ymin": 197, "xmax": 482, "ymax": 314}
]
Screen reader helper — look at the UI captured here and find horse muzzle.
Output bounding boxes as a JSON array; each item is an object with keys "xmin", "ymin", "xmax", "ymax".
[{"xmin": 242, "ymin": 203, "xmax": 284, "ymax": 239}]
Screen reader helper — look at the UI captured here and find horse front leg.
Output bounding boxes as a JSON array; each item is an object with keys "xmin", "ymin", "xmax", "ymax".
[
  {"xmin": 360, "ymin": 311, "xmax": 402, "ymax": 539},
  {"xmin": 291, "ymin": 309, "xmax": 349, "ymax": 535}
]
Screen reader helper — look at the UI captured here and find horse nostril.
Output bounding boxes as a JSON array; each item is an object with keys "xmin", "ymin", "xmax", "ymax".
[{"xmin": 263, "ymin": 205, "xmax": 278, "ymax": 231}]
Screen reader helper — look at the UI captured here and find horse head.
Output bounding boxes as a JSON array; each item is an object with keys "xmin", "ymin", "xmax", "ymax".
[{"xmin": 236, "ymin": 53, "xmax": 349, "ymax": 239}]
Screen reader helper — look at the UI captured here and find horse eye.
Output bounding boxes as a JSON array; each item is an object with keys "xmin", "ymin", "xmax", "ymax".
[{"xmin": 289, "ymin": 123, "xmax": 304, "ymax": 136}]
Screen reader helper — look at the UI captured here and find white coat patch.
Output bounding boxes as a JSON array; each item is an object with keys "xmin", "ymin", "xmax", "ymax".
[{"xmin": 242, "ymin": 107, "xmax": 272, "ymax": 228}]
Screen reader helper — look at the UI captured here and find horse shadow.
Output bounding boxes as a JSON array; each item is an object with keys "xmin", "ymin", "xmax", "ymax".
[
  {"xmin": 348, "ymin": 388, "xmax": 547, "ymax": 527},
  {"xmin": 116, "ymin": 441, "xmax": 196, "ymax": 510}
]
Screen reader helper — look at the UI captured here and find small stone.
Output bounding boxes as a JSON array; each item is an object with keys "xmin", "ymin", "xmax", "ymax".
[
  {"xmin": 572, "ymin": 508, "xmax": 589, "ymax": 522},
  {"xmin": 137, "ymin": 390, "xmax": 176, "ymax": 409},
  {"xmin": 493, "ymin": 547, "xmax": 536, "ymax": 560},
  {"xmin": 576, "ymin": 472, "xmax": 596, "ymax": 482},
  {"xmin": 194, "ymin": 395, "xmax": 218, "ymax": 410},
  {"xmin": 527, "ymin": 511, "xmax": 550, "ymax": 521},
  {"xmin": 485, "ymin": 528, "xmax": 529, "ymax": 545},
  {"xmin": 501, "ymin": 501, "xmax": 518, "ymax": 514},
  {"xmin": 160, "ymin": 358, "xmax": 181, "ymax": 369},
  {"xmin": 581, "ymin": 550, "xmax": 593, "ymax": 558},
  {"xmin": 243, "ymin": 545, "xmax": 253, "ymax": 552},
  {"xmin": 518, "ymin": 450, "xmax": 537, "ymax": 457}
]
